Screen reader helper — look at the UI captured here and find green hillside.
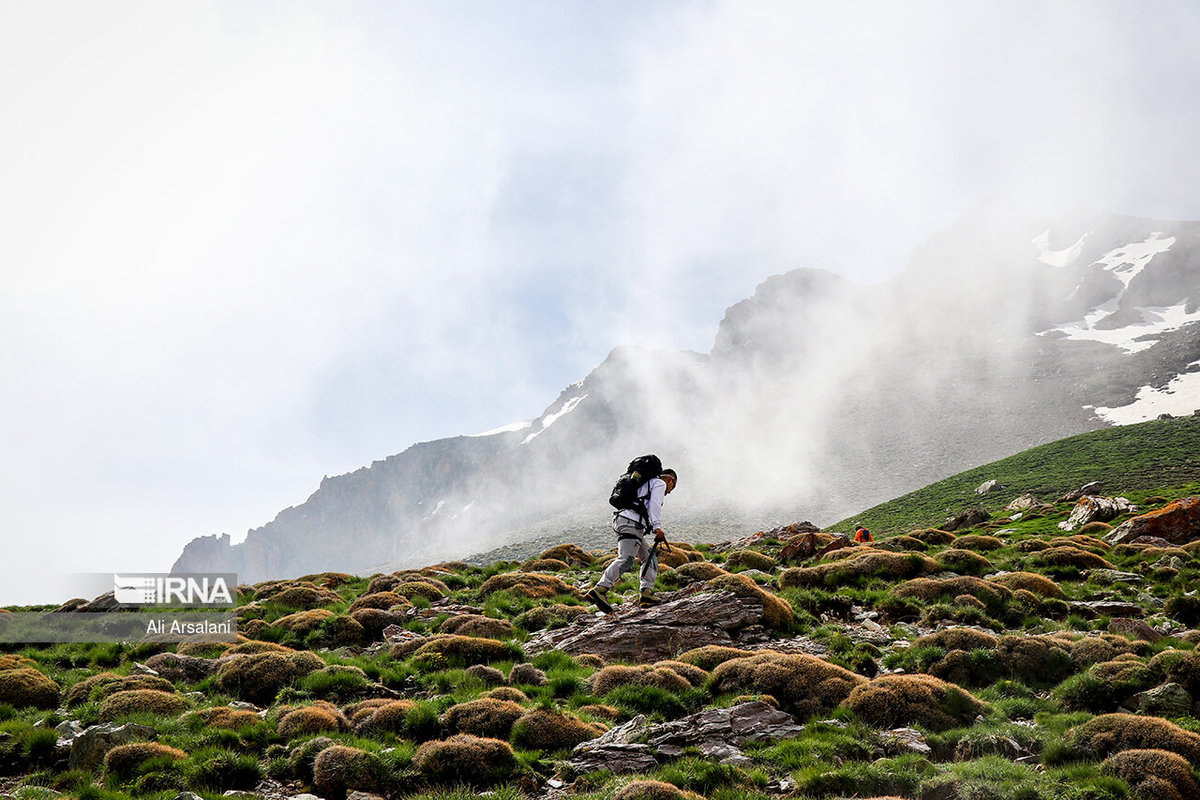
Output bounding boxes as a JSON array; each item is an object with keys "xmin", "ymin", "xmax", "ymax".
[
  {"xmin": 838, "ymin": 415, "xmax": 1200, "ymax": 535},
  {"xmin": 3, "ymin": 417, "xmax": 1200, "ymax": 799}
]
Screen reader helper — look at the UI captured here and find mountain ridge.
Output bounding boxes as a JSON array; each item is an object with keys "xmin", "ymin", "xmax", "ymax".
[{"xmin": 173, "ymin": 201, "xmax": 1200, "ymax": 583}]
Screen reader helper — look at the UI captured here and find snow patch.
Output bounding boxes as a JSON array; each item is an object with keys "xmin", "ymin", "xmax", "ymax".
[
  {"xmin": 1041, "ymin": 302, "xmax": 1200, "ymax": 354},
  {"xmin": 1094, "ymin": 232, "xmax": 1175, "ymax": 290},
  {"xmin": 1033, "ymin": 230, "xmax": 1089, "ymax": 267},
  {"xmin": 470, "ymin": 419, "xmax": 534, "ymax": 437},
  {"xmin": 422, "ymin": 499, "xmax": 447, "ymax": 522},
  {"xmin": 522, "ymin": 393, "xmax": 588, "ymax": 445},
  {"xmin": 1036, "ymin": 232, "xmax": 1186, "ymax": 353},
  {"xmin": 1092, "ymin": 363, "xmax": 1200, "ymax": 425}
]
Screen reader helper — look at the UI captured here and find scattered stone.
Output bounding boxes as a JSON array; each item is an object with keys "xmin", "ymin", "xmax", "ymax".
[
  {"xmin": 1006, "ymin": 493, "xmax": 1041, "ymax": 512},
  {"xmin": 171, "ymin": 793, "xmax": 204, "ymax": 800},
  {"xmin": 68, "ymin": 722, "xmax": 157, "ymax": 770},
  {"xmin": 565, "ymin": 742, "xmax": 658, "ymax": 775},
  {"xmin": 1131, "ymin": 683, "xmax": 1193, "ymax": 717},
  {"xmin": 1106, "ymin": 497, "xmax": 1200, "ymax": 545},
  {"xmin": 1107, "ymin": 618, "xmax": 1162, "ymax": 642},
  {"xmin": 1071, "ymin": 600, "xmax": 1146, "ymax": 618},
  {"xmin": 882, "ymin": 727, "xmax": 931, "ymax": 756},
  {"xmin": 1058, "ymin": 482, "xmax": 1104, "ymax": 503},
  {"xmin": 381, "ymin": 626, "xmax": 424, "ymax": 646},
  {"xmin": 646, "ymin": 701, "xmax": 804, "ymax": 763},
  {"xmin": 975, "ymin": 480, "xmax": 1001, "ymax": 495},
  {"xmin": 1057, "ymin": 496, "xmax": 1137, "ymax": 531},
  {"xmin": 943, "ymin": 509, "xmax": 990, "ymax": 532},
  {"xmin": 1087, "ymin": 569, "xmax": 1142, "ymax": 585}
]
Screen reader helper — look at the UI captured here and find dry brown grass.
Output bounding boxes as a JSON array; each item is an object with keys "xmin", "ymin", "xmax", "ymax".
[
  {"xmin": 479, "ymin": 572, "xmax": 577, "ymax": 599},
  {"xmin": 989, "ymin": 571, "xmax": 1066, "ymax": 598},
  {"xmin": 893, "ymin": 576, "xmax": 1011, "ymax": 608},
  {"xmin": 1066, "ymin": 713, "xmax": 1200, "ymax": 762},
  {"xmin": 910, "ymin": 529, "xmax": 957, "ymax": 545},
  {"xmin": 439, "ymin": 614, "xmax": 514, "ymax": 639},
  {"xmin": 350, "ymin": 607, "xmax": 410, "ymax": 640},
  {"xmin": 442, "ymin": 697, "xmax": 526, "ymax": 739},
  {"xmin": 951, "ymin": 535, "xmax": 1005, "ymax": 551},
  {"xmin": 353, "ymin": 700, "xmax": 418, "ymax": 734},
  {"xmin": 193, "ymin": 706, "xmax": 262, "ymax": 729},
  {"xmin": 215, "ymin": 650, "xmax": 325, "ymax": 704},
  {"xmin": 539, "ymin": 543, "xmax": 594, "ymax": 566},
  {"xmin": 589, "ymin": 664, "xmax": 692, "ymax": 697},
  {"xmin": 511, "ymin": 708, "xmax": 603, "ymax": 751},
  {"xmin": 394, "ymin": 580, "xmax": 448, "ymax": 602},
  {"xmin": 725, "ymin": 549, "xmax": 778, "ymax": 572},
  {"xmin": 1101, "ymin": 749, "xmax": 1200, "ymax": 800},
  {"xmin": 653, "ymin": 659, "xmax": 710, "ymax": 687},
  {"xmin": 98, "ymin": 689, "xmax": 189, "ymax": 723},
  {"xmin": 914, "ymin": 628, "xmax": 1000, "ymax": 652},
  {"xmin": 934, "ymin": 548, "xmax": 995, "ymax": 575},
  {"xmin": 1033, "ymin": 546, "xmax": 1115, "ymax": 571},
  {"xmin": 278, "ymin": 702, "xmax": 350, "ymax": 739},
  {"xmin": 103, "ymin": 742, "xmax": 187, "ymax": 778},
  {"xmin": 312, "ymin": 744, "xmax": 384, "ymax": 799},
  {"xmin": 412, "ymin": 734, "xmax": 517, "ymax": 786},
  {"xmin": 710, "ymin": 652, "xmax": 865, "ymax": 719},
  {"xmin": 674, "ymin": 562, "xmax": 730, "ymax": 582},
  {"xmin": 484, "ymin": 687, "xmax": 530, "ymax": 703},
  {"xmin": 655, "ymin": 543, "xmax": 705, "ymax": 569},
  {"xmin": 410, "ymin": 635, "xmax": 519, "ymax": 666},
  {"xmin": 465, "ymin": 664, "xmax": 506, "ymax": 687},
  {"xmin": 272, "ymin": 608, "xmax": 335, "ymax": 635},
  {"xmin": 515, "ymin": 603, "xmax": 592, "ymax": 631},
  {"xmin": 66, "ymin": 672, "xmax": 173, "ymax": 706},
  {"xmin": 780, "ymin": 550, "xmax": 939, "ymax": 588},
  {"xmin": 676, "ymin": 646, "xmax": 756, "ymax": 671},
  {"xmin": 0, "ymin": 667, "xmax": 60, "ymax": 709},
  {"xmin": 706, "ymin": 573, "xmax": 794, "ymax": 630},
  {"xmin": 996, "ymin": 635, "xmax": 1076, "ymax": 685},
  {"xmin": 520, "ymin": 558, "xmax": 571, "ymax": 571},
  {"xmin": 256, "ymin": 581, "xmax": 343, "ymax": 609},
  {"xmin": 349, "ymin": 590, "xmax": 409, "ymax": 612},
  {"xmin": 841, "ymin": 674, "xmax": 989, "ymax": 731},
  {"xmin": 612, "ymin": 779, "xmax": 705, "ymax": 800}
]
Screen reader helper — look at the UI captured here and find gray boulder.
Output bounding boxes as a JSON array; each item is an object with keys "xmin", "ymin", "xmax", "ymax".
[
  {"xmin": 68, "ymin": 722, "xmax": 157, "ymax": 770},
  {"xmin": 525, "ymin": 590, "xmax": 764, "ymax": 662}
]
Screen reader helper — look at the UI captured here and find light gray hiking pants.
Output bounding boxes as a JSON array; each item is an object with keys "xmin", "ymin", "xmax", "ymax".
[{"xmin": 597, "ymin": 517, "xmax": 658, "ymax": 593}]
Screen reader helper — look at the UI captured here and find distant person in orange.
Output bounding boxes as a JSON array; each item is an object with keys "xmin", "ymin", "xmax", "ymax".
[{"xmin": 854, "ymin": 525, "xmax": 873, "ymax": 543}]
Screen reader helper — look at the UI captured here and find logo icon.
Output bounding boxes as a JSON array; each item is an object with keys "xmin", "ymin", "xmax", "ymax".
[{"xmin": 111, "ymin": 574, "xmax": 236, "ymax": 607}]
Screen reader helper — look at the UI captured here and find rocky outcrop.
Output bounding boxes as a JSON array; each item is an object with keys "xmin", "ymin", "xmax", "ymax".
[
  {"xmin": 567, "ymin": 702, "xmax": 805, "ymax": 774},
  {"xmin": 1105, "ymin": 497, "xmax": 1200, "ymax": 545},
  {"xmin": 646, "ymin": 701, "xmax": 805, "ymax": 764},
  {"xmin": 1058, "ymin": 496, "xmax": 1137, "ymax": 531},
  {"xmin": 524, "ymin": 591, "xmax": 766, "ymax": 662},
  {"xmin": 65, "ymin": 723, "xmax": 157, "ymax": 770},
  {"xmin": 943, "ymin": 509, "xmax": 990, "ymax": 532}
]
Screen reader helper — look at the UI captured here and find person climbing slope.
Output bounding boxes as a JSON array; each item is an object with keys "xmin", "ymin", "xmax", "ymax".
[{"xmin": 585, "ymin": 456, "xmax": 677, "ymax": 612}]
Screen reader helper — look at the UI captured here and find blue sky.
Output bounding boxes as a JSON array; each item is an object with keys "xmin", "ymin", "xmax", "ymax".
[{"xmin": 3, "ymin": 1, "xmax": 1200, "ymax": 604}]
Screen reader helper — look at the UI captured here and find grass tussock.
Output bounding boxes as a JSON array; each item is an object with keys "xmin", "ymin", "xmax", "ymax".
[
  {"xmin": 841, "ymin": 674, "xmax": 990, "ymax": 731},
  {"xmin": 709, "ymin": 652, "xmax": 865, "ymax": 719}
]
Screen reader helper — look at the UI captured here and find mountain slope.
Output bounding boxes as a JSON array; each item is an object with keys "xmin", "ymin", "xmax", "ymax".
[
  {"xmin": 838, "ymin": 415, "xmax": 1200, "ymax": 536},
  {"xmin": 173, "ymin": 200, "xmax": 1200, "ymax": 582}
]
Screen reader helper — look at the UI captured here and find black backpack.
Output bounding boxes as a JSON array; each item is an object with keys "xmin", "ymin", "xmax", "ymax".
[{"xmin": 608, "ymin": 454, "xmax": 663, "ymax": 521}]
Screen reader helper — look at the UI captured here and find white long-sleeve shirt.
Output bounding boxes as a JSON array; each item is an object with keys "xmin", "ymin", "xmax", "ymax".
[{"xmin": 616, "ymin": 477, "xmax": 666, "ymax": 531}]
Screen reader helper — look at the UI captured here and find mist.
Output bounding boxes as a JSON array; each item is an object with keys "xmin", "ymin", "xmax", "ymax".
[{"xmin": 4, "ymin": 2, "xmax": 1200, "ymax": 602}]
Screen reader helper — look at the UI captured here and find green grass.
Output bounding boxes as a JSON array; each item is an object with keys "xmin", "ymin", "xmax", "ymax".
[
  {"xmin": 837, "ymin": 416, "xmax": 1200, "ymax": 535},
  {"xmin": 5, "ymin": 419, "xmax": 1200, "ymax": 800}
]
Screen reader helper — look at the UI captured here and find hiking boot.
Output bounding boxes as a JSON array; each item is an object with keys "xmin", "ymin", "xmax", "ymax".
[
  {"xmin": 584, "ymin": 587, "xmax": 613, "ymax": 614},
  {"xmin": 639, "ymin": 591, "xmax": 663, "ymax": 608}
]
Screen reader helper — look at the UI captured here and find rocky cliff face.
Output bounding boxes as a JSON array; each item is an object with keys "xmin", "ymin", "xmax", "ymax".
[{"xmin": 173, "ymin": 201, "xmax": 1200, "ymax": 583}]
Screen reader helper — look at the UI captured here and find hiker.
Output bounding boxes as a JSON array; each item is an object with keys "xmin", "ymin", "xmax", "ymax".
[
  {"xmin": 585, "ymin": 467, "xmax": 678, "ymax": 611},
  {"xmin": 854, "ymin": 525, "xmax": 873, "ymax": 543}
]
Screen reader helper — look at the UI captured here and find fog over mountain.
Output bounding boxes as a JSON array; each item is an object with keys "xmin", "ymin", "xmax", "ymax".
[{"xmin": 174, "ymin": 200, "xmax": 1200, "ymax": 582}]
